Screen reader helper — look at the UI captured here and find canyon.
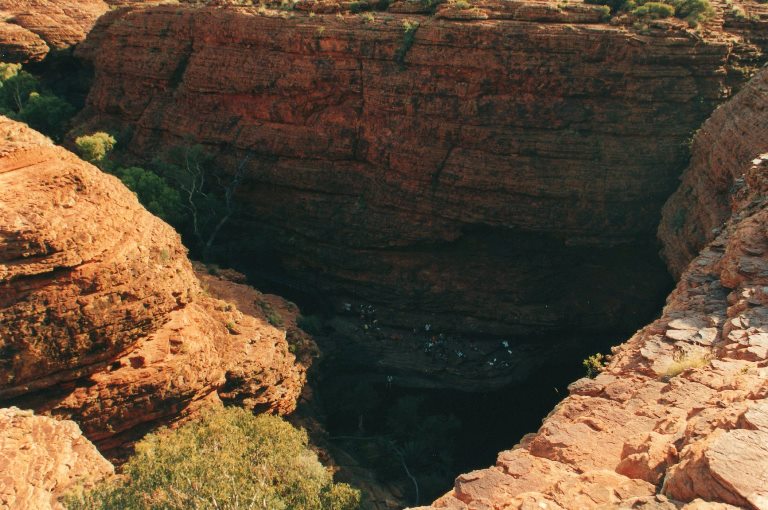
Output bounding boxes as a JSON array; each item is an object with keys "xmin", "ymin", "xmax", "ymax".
[
  {"xmin": 416, "ymin": 67, "xmax": 768, "ymax": 509},
  {"xmin": 0, "ymin": 0, "xmax": 768, "ymax": 509},
  {"xmin": 72, "ymin": 0, "xmax": 768, "ymax": 389}
]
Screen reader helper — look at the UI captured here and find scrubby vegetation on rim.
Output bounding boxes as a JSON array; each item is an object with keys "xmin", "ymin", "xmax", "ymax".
[
  {"xmin": 586, "ymin": 0, "xmax": 714, "ymax": 25},
  {"xmin": 64, "ymin": 407, "xmax": 361, "ymax": 510}
]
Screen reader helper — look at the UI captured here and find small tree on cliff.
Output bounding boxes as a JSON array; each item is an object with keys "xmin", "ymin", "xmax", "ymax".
[
  {"xmin": 74, "ymin": 132, "xmax": 185, "ymax": 225},
  {"xmin": 154, "ymin": 145, "xmax": 251, "ymax": 261}
]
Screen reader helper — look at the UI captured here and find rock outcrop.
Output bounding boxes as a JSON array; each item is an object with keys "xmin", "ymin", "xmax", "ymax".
[
  {"xmin": 659, "ymin": 62, "xmax": 768, "ymax": 277},
  {"xmin": 413, "ymin": 69, "xmax": 768, "ymax": 510},
  {"xmin": 0, "ymin": 407, "xmax": 113, "ymax": 510},
  {"xmin": 75, "ymin": 2, "xmax": 766, "ymax": 358},
  {"xmin": 0, "ymin": 116, "xmax": 309, "ymax": 456},
  {"xmin": 0, "ymin": 0, "xmax": 109, "ymax": 62}
]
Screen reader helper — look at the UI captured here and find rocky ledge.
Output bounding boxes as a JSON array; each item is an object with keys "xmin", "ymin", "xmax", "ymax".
[
  {"xmin": 0, "ymin": 116, "xmax": 310, "ymax": 457},
  {"xmin": 0, "ymin": 407, "xmax": 113, "ymax": 510},
  {"xmin": 413, "ymin": 69, "xmax": 768, "ymax": 510}
]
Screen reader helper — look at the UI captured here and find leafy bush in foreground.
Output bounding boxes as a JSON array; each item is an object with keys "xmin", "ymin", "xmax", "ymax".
[{"xmin": 64, "ymin": 407, "xmax": 361, "ymax": 510}]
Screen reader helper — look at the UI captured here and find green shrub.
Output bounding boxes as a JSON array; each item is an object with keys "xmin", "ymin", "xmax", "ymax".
[
  {"xmin": 0, "ymin": 62, "xmax": 21, "ymax": 82},
  {"xmin": 584, "ymin": 0, "xmax": 625, "ymax": 12},
  {"xmin": 632, "ymin": 1, "xmax": 674, "ymax": 17},
  {"xmin": 595, "ymin": 4, "xmax": 612, "ymax": 18},
  {"xmin": 395, "ymin": 20, "xmax": 419, "ymax": 66},
  {"xmin": 582, "ymin": 352, "xmax": 606, "ymax": 378},
  {"xmin": 0, "ymin": 62, "xmax": 75, "ymax": 141},
  {"xmin": 675, "ymin": 0, "xmax": 714, "ymax": 25},
  {"xmin": 583, "ymin": 0, "xmax": 712, "ymax": 25},
  {"xmin": 75, "ymin": 132, "xmax": 117, "ymax": 165},
  {"xmin": 64, "ymin": 407, "xmax": 361, "ymax": 510},
  {"xmin": 16, "ymin": 92, "xmax": 75, "ymax": 140},
  {"xmin": 258, "ymin": 300, "xmax": 285, "ymax": 328},
  {"xmin": 0, "ymin": 67, "xmax": 37, "ymax": 113},
  {"xmin": 115, "ymin": 166, "xmax": 186, "ymax": 224}
]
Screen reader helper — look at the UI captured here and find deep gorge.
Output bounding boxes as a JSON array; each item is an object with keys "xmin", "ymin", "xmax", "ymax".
[
  {"xmin": 2, "ymin": 0, "xmax": 768, "ymax": 508},
  {"xmin": 67, "ymin": 4, "xmax": 768, "ymax": 506}
]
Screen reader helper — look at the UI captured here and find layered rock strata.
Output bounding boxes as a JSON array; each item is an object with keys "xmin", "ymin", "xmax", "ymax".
[
  {"xmin": 0, "ymin": 407, "xmax": 113, "ymax": 510},
  {"xmin": 414, "ymin": 69, "xmax": 768, "ymax": 510},
  {"xmin": 659, "ymin": 62, "xmax": 768, "ymax": 276},
  {"xmin": 76, "ymin": 2, "xmax": 766, "ymax": 350},
  {"xmin": 0, "ymin": 116, "xmax": 308, "ymax": 456},
  {"xmin": 0, "ymin": 0, "xmax": 109, "ymax": 62}
]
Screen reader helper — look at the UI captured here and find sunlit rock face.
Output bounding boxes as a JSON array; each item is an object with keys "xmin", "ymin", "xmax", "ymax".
[
  {"xmin": 0, "ymin": 116, "xmax": 309, "ymax": 457},
  {"xmin": 0, "ymin": 407, "xmax": 114, "ymax": 510},
  {"xmin": 0, "ymin": 0, "xmax": 110, "ymax": 62}
]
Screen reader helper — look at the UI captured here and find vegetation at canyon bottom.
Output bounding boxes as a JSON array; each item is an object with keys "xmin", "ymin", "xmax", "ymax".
[
  {"xmin": 64, "ymin": 407, "xmax": 361, "ymax": 510},
  {"xmin": 0, "ymin": 62, "xmax": 74, "ymax": 141}
]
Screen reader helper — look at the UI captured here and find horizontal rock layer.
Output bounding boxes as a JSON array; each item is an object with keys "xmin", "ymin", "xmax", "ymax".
[
  {"xmin": 76, "ymin": 3, "xmax": 767, "ymax": 347},
  {"xmin": 414, "ymin": 69, "xmax": 768, "ymax": 510},
  {"xmin": 0, "ymin": 116, "xmax": 309, "ymax": 456}
]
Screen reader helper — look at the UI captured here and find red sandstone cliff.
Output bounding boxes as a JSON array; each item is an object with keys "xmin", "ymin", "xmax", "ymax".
[
  {"xmin": 659, "ymin": 66, "xmax": 768, "ymax": 277},
  {"xmin": 0, "ymin": 116, "xmax": 309, "ymax": 456},
  {"xmin": 0, "ymin": 0, "xmax": 110, "ymax": 62},
  {"xmin": 74, "ymin": 2, "xmax": 767, "ymax": 351},
  {"xmin": 412, "ymin": 68, "xmax": 768, "ymax": 510},
  {"xmin": 0, "ymin": 407, "xmax": 113, "ymax": 510}
]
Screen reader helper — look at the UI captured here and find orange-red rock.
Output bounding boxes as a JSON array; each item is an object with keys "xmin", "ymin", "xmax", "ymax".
[
  {"xmin": 659, "ymin": 66, "xmax": 768, "ymax": 277},
  {"xmin": 0, "ymin": 116, "xmax": 309, "ymax": 456},
  {"xmin": 413, "ymin": 69, "xmax": 768, "ymax": 510},
  {"xmin": 75, "ymin": 2, "xmax": 767, "ymax": 348},
  {"xmin": 0, "ymin": 0, "xmax": 110, "ymax": 62},
  {"xmin": 0, "ymin": 407, "xmax": 113, "ymax": 510}
]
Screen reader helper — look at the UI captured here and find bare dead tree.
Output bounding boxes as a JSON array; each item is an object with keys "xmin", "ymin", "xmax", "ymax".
[
  {"xmin": 203, "ymin": 152, "xmax": 251, "ymax": 261},
  {"xmin": 170, "ymin": 146, "xmax": 251, "ymax": 261}
]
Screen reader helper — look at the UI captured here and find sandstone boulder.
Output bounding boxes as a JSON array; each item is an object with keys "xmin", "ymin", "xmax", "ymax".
[
  {"xmin": 0, "ymin": 407, "xmax": 113, "ymax": 510},
  {"xmin": 0, "ymin": 0, "xmax": 110, "ymax": 62}
]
